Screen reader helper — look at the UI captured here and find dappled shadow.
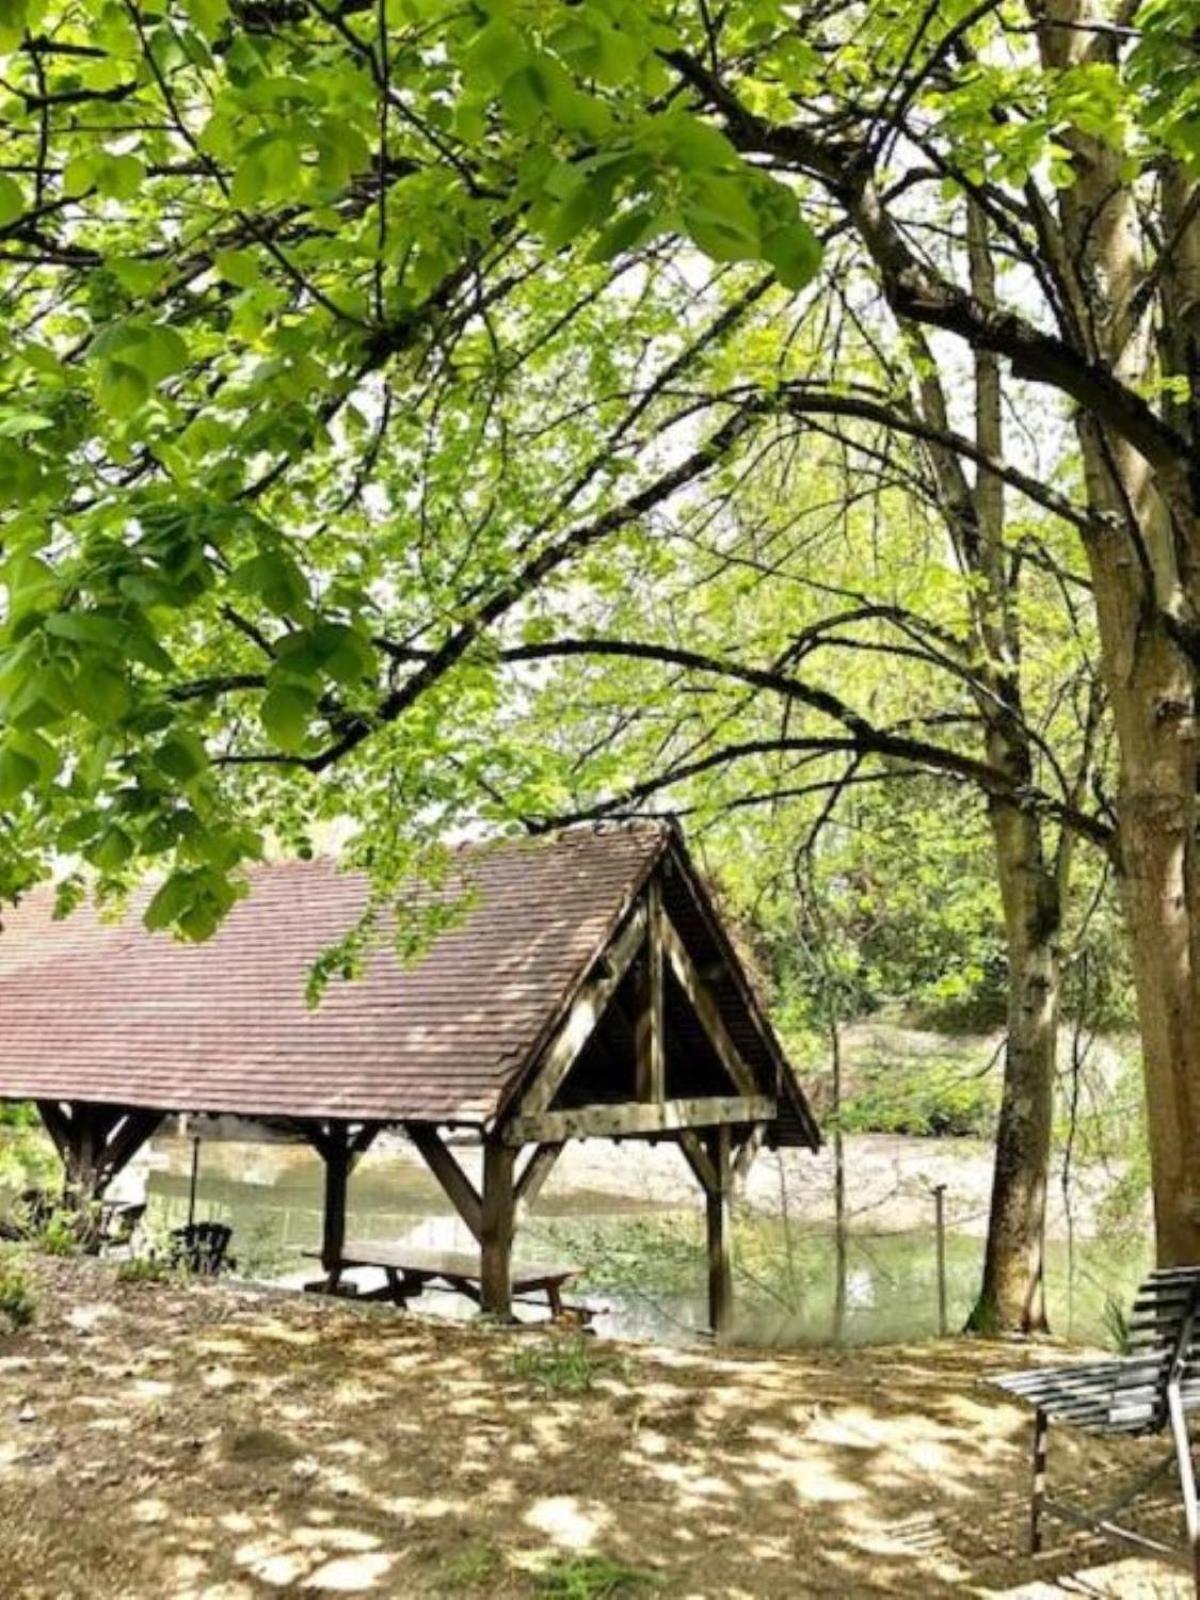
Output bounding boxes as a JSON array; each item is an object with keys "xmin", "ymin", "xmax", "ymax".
[{"xmin": 0, "ymin": 1257, "xmax": 1192, "ymax": 1597}]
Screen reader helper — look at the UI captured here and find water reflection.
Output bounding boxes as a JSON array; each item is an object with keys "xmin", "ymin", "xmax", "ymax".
[{"xmin": 118, "ymin": 1135, "xmax": 1151, "ymax": 1351}]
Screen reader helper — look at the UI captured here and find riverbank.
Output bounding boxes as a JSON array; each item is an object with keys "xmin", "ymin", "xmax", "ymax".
[{"xmin": 0, "ymin": 1256, "xmax": 1188, "ymax": 1597}]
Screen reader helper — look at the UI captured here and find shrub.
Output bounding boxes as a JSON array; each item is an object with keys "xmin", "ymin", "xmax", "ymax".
[
  {"xmin": 0, "ymin": 1252, "xmax": 35, "ymax": 1332},
  {"xmin": 115, "ymin": 1253, "xmax": 176, "ymax": 1286},
  {"xmin": 508, "ymin": 1336, "xmax": 613, "ymax": 1396}
]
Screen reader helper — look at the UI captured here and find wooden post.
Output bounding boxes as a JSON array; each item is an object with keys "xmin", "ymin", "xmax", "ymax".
[
  {"xmin": 635, "ymin": 880, "xmax": 665, "ymax": 1103},
  {"xmin": 321, "ymin": 1122, "xmax": 351, "ymax": 1277},
  {"xmin": 705, "ymin": 1124, "xmax": 734, "ymax": 1339},
  {"xmin": 933, "ymin": 1183, "xmax": 948, "ymax": 1337},
  {"xmin": 480, "ymin": 1138, "xmax": 516, "ymax": 1318}
]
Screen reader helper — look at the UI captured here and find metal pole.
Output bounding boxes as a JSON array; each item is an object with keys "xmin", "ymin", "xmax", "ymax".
[
  {"xmin": 933, "ymin": 1183, "xmax": 948, "ymax": 1336},
  {"xmin": 187, "ymin": 1135, "xmax": 201, "ymax": 1229}
]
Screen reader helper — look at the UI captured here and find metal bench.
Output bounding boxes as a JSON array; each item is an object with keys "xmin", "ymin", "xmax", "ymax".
[
  {"xmin": 304, "ymin": 1241, "xmax": 588, "ymax": 1321},
  {"xmin": 169, "ymin": 1220, "xmax": 236, "ymax": 1276},
  {"xmin": 993, "ymin": 1266, "xmax": 1200, "ymax": 1586}
]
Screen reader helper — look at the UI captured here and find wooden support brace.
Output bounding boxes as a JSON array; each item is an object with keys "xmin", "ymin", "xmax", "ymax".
[
  {"xmin": 515, "ymin": 1141, "xmax": 564, "ymax": 1211},
  {"xmin": 677, "ymin": 1128, "xmax": 718, "ymax": 1194},
  {"xmin": 404, "ymin": 1122, "xmax": 483, "ymax": 1243}
]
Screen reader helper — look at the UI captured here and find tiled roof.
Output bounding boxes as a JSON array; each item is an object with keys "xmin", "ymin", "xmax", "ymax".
[{"xmin": 0, "ymin": 825, "xmax": 668, "ymax": 1124}]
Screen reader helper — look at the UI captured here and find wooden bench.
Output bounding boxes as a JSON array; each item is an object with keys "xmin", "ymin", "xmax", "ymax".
[
  {"xmin": 304, "ymin": 1241, "xmax": 586, "ymax": 1320},
  {"xmin": 992, "ymin": 1266, "xmax": 1200, "ymax": 1587}
]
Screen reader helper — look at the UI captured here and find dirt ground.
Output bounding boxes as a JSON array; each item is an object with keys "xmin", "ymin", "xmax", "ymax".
[{"xmin": 0, "ymin": 1257, "xmax": 1191, "ymax": 1600}]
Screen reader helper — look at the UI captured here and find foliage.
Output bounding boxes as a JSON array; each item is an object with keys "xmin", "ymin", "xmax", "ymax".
[
  {"xmin": 34, "ymin": 1205, "xmax": 86, "ymax": 1257},
  {"xmin": 1101, "ymin": 1292, "xmax": 1132, "ymax": 1356},
  {"xmin": 115, "ymin": 1252, "xmax": 177, "ymax": 1285},
  {"xmin": 836, "ymin": 1046, "xmax": 998, "ymax": 1140},
  {"xmin": 0, "ymin": 1249, "xmax": 35, "ymax": 1331},
  {"xmin": 534, "ymin": 1554, "xmax": 659, "ymax": 1599},
  {"xmin": 507, "ymin": 1335, "xmax": 619, "ymax": 1396}
]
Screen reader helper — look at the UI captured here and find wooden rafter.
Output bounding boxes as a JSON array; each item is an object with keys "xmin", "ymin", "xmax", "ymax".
[
  {"xmin": 659, "ymin": 914, "xmax": 758, "ymax": 1096},
  {"xmin": 515, "ymin": 901, "xmax": 648, "ymax": 1119},
  {"xmin": 635, "ymin": 879, "xmax": 665, "ymax": 1103}
]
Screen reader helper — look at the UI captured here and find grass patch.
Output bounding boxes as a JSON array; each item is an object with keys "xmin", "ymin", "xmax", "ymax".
[
  {"xmin": 437, "ymin": 1541, "xmax": 502, "ymax": 1591},
  {"xmin": 534, "ymin": 1553, "xmax": 658, "ymax": 1598},
  {"xmin": 115, "ymin": 1253, "xmax": 177, "ymax": 1285},
  {"xmin": 0, "ymin": 1249, "xmax": 35, "ymax": 1330},
  {"xmin": 508, "ymin": 1335, "xmax": 621, "ymax": 1396}
]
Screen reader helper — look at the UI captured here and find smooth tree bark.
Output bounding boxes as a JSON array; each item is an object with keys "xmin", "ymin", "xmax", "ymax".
[{"xmin": 1035, "ymin": 0, "xmax": 1200, "ymax": 1265}]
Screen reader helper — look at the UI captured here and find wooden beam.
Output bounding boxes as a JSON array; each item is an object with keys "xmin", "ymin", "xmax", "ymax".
[
  {"xmin": 404, "ymin": 1122, "xmax": 483, "ymax": 1243},
  {"xmin": 503, "ymin": 1094, "xmax": 775, "ymax": 1147},
  {"xmin": 100, "ymin": 1110, "xmax": 163, "ymax": 1184},
  {"xmin": 733, "ymin": 1125, "xmax": 766, "ymax": 1186},
  {"xmin": 677, "ymin": 1128, "xmax": 718, "ymax": 1194},
  {"xmin": 480, "ymin": 1139, "xmax": 516, "ymax": 1318},
  {"xmin": 659, "ymin": 915, "xmax": 758, "ymax": 1097},
  {"xmin": 635, "ymin": 880, "xmax": 666, "ymax": 1103},
  {"xmin": 320, "ymin": 1122, "xmax": 351, "ymax": 1275},
  {"xmin": 35, "ymin": 1100, "xmax": 73, "ymax": 1163},
  {"xmin": 516, "ymin": 903, "xmax": 647, "ymax": 1118},
  {"xmin": 515, "ymin": 1141, "xmax": 564, "ymax": 1211},
  {"xmin": 706, "ymin": 1125, "xmax": 734, "ymax": 1338}
]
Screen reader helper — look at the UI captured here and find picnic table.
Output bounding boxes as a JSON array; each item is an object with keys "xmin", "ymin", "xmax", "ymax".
[{"xmin": 304, "ymin": 1240, "xmax": 585, "ymax": 1320}]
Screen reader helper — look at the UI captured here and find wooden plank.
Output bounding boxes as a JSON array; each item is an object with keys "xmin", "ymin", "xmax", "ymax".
[
  {"xmin": 677, "ymin": 1128, "xmax": 717, "ymax": 1194},
  {"xmin": 404, "ymin": 1122, "xmax": 483, "ymax": 1242},
  {"xmin": 706, "ymin": 1125, "xmax": 734, "ymax": 1338},
  {"xmin": 480, "ymin": 1140, "xmax": 516, "ymax": 1317},
  {"xmin": 515, "ymin": 1141, "xmax": 564, "ymax": 1210},
  {"xmin": 635, "ymin": 880, "xmax": 665, "ymax": 1103},
  {"xmin": 659, "ymin": 915, "xmax": 758, "ymax": 1096},
  {"xmin": 514, "ymin": 903, "xmax": 647, "ymax": 1118},
  {"xmin": 503, "ymin": 1094, "xmax": 775, "ymax": 1147}
]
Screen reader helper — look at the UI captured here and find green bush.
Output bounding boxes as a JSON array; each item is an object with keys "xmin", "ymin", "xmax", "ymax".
[
  {"xmin": 0, "ymin": 1252, "xmax": 35, "ymax": 1331},
  {"xmin": 115, "ymin": 1253, "xmax": 176, "ymax": 1285}
]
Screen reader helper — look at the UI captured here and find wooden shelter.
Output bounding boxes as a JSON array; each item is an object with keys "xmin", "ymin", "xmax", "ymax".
[{"xmin": 0, "ymin": 822, "xmax": 818, "ymax": 1332}]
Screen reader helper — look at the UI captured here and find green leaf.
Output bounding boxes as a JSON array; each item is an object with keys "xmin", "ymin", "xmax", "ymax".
[
  {"xmin": 260, "ymin": 682, "xmax": 316, "ymax": 750},
  {"xmin": 0, "ymin": 743, "xmax": 38, "ymax": 804},
  {"xmin": 763, "ymin": 219, "xmax": 823, "ymax": 289},
  {"xmin": 0, "ymin": 174, "xmax": 24, "ymax": 226},
  {"xmin": 230, "ymin": 549, "xmax": 310, "ymax": 615},
  {"xmin": 214, "ymin": 248, "xmax": 261, "ymax": 288},
  {"xmin": 87, "ymin": 823, "xmax": 134, "ymax": 873},
  {"xmin": 72, "ymin": 661, "xmax": 131, "ymax": 725},
  {"xmin": 154, "ymin": 730, "xmax": 208, "ymax": 781}
]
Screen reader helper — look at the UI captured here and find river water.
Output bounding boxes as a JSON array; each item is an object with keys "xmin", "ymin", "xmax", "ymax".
[{"xmin": 101, "ymin": 1132, "xmax": 1149, "ymax": 1350}]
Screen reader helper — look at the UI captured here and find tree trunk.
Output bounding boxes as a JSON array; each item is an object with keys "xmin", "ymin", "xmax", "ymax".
[
  {"xmin": 966, "ymin": 801, "xmax": 1061, "ymax": 1331},
  {"xmin": 1037, "ymin": 0, "xmax": 1200, "ymax": 1266}
]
